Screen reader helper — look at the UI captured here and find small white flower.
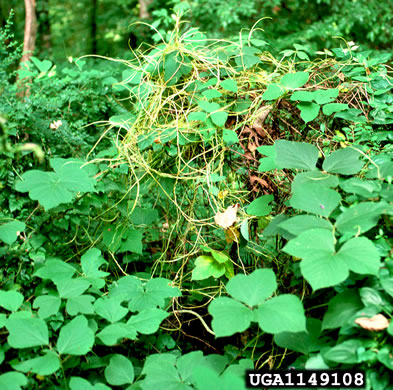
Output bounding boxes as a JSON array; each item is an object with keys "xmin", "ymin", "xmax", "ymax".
[{"xmin": 50, "ymin": 120, "xmax": 63, "ymax": 130}]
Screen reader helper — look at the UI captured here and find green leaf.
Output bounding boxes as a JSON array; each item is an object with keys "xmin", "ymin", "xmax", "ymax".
[
  {"xmin": 322, "ymin": 103, "xmax": 349, "ymax": 115},
  {"xmin": 127, "ymin": 308, "xmax": 169, "ymax": 334},
  {"xmin": 210, "ymin": 111, "xmax": 228, "ymax": 127},
  {"xmin": 94, "ymin": 297, "xmax": 128, "ymax": 323},
  {"xmin": 297, "ymin": 102, "xmax": 320, "ymax": 123},
  {"xmin": 257, "ymin": 145, "xmax": 283, "ymax": 172},
  {"xmin": 323, "ymin": 339, "xmax": 363, "ymax": 364},
  {"xmin": 202, "ymin": 89, "xmax": 222, "ymax": 99},
  {"xmin": 34, "ymin": 259, "xmax": 76, "ymax": 283},
  {"xmin": 275, "ymin": 140, "xmax": 318, "ymax": 170},
  {"xmin": 0, "ymin": 291, "xmax": 24, "ymax": 312},
  {"xmin": 66, "ymin": 295, "xmax": 95, "ymax": 316},
  {"xmin": 292, "ymin": 171, "xmax": 339, "ymax": 190},
  {"xmin": 105, "ymin": 354, "xmax": 134, "ymax": 386},
  {"xmin": 33, "ymin": 295, "xmax": 61, "ymax": 319},
  {"xmin": 192, "ymin": 255, "xmax": 225, "ymax": 280},
  {"xmin": 280, "ymin": 72, "xmax": 309, "ymax": 89},
  {"xmin": 227, "ymin": 269, "xmax": 277, "ymax": 307},
  {"xmin": 278, "ymin": 215, "xmax": 333, "ymax": 236},
  {"xmin": 220, "ymin": 79, "xmax": 237, "ymax": 92},
  {"xmin": 30, "ymin": 56, "xmax": 52, "ymax": 72},
  {"xmin": 339, "ymin": 178, "xmax": 380, "ymax": 197},
  {"xmin": 377, "ymin": 346, "xmax": 393, "ymax": 370},
  {"xmin": 284, "ymin": 229, "xmax": 380, "ymax": 290},
  {"xmin": 188, "ymin": 111, "xmax": 207, "ymax": 122},
  {"xmin": 193, "ymin": 366, "xmax": 244, "ymax": 390},
  {"xmin": 312, "ymin": 89, "xmax": 339, "ymax": 104},
  {"xmin": 81, "ymin": 248, "xmax": 109, "ymax": 279},
  {"xmin": 290, "ymin": 182, "xmax": 341, "ymax": 217},
  {"xmin": 15, "ymin": 158, "xmax": 96, "ymax": 210},
  {"xmin": 255, "ymin": 295, "xmax": 306, "ymax": 333},
  {"xmin": 197, "ymin": 101, "xmax": 220, "ymax": 113},
  {"xmin": 274, "ymin": 318, "xmax": 322, "ymax": 354},
  {"xmin": 336, "ymin": 202, "xmax": 388, "ymax": 236},
  {"xmin": 322, "ymin": 290, "xmax": 363, "ymax": 330},
  {"xmin": 209, "ymin": 297, "xmax": 253, "ymax": 337},
  {"xmin": 223, "ymin": 129, "xmax": 239, "ymax": 145},
  {"xmin": 290, "ymin": 91, "xmax": 314, "ymax": 102},
  {"xmin": 262, "ymin": 84, "xmax": 285, "ymax": 100},
  {"xmin": 55, "ymin": 278, "xmax": 90, "ymax": 299},
  {"xmin": 96, "ymin": 323, "xmax": 137, "ymax": 345},
  {"xmin": 12, "ymin": 351, "xmax": 60, "ymax": 376},
  {"xmin": 118, "ymin": 229, "xmax": 143, "ymax": 254},
  {"xmin": 0, "ymin": 372, "xmax": 27, "ymax": 390},
  {"xmin": 247, "ymin": 195, "xmax": 274, "ymax": 217},
  {"xmin": 57, "ymin": 315, "xmax": 94, "ymax": 355},
  {"xmin": 323, "ymin": 147, "xmax": 364, "ymax": 175},
  {"xmin": 0, "ymin": 221, "xmax": 26, "ymax": 245},
  {"xmin": 6, "ymin": 314, "xmax": 49, "ymax": 348}
]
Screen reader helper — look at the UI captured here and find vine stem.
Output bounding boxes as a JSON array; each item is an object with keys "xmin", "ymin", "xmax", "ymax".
[{"xmin": 173, "ymin": 309, "xmax": 215, "ymax": 336}]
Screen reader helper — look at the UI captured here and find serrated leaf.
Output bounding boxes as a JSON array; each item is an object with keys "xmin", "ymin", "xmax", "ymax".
[
  {"xmin": 280, "ymin": 72, "xmax": 309, "ymax": 89},
  {"xmin": 256, "ymin": 295, "xmax": 306, "ymax": 333},
  {"xmin": 290, "ymin": 182, "xmax": 341, "ymax": 217},
  {"xmin": 322, "ymin": 148, "xmax": 364, "ymax": 175},
  {"xmin": 275, "ymin": 140, "xmax": 318, "ymax": 170},
  {"xmin": 6, "ymin": 314, "xmax": 49, "ymax": 348},
  {"xmin": 0, "ymin": 221, "xmax": 26, "ymax": 245},
  {"xmin": 262, "ymin": 84, "xmax": 285, "ymax": 100},
  {"xmin": 210, "ymin": 111, "xmax": 228, "ymax": 127},
  {"xmin": 220, "ymin": 79, "xmax": 237, "ymax": 92},
  {"xmin": 12, "ymin": 351, "xmax": 60, "ymax": 376},
  {"xmin": 226, "ymin": 269, "xmax": 277, "ymax": 307},
  {"xmin": 0, "ymin": 291, "xmax": 24, "ymax": 312},
  {"xmin": 127, "ymin": 308, "xmax": 169, "ymax": 334},
  {"xmin": 15, "ymin": 158, "xmax": 96, "ymax": 210},
  {"xmin": 57, "ymin": 315, "xmax": 94, "ymax": 355},
  {"xmin": 247, "ymin": 195, "xmax": 274, "ymax": 217},
  {"xmin": 208, "ymin": 297, "xmax": 253, "ymax": 337},
  {"xmin": 105, "ymin": 354, "xmax": 134, "ymax": 386},
  {"xmin": 297, "ymin": 102, "xmax": 320, "ymax": 123}
]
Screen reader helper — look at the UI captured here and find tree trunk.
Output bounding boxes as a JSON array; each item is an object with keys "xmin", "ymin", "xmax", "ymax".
[
  {"xmin": 21, "ymin": 0, "xmax": 37, "ymax": 64},
  {"xmin": 139, "ymin": 0, "xmax": 153, "ymax": 19}
]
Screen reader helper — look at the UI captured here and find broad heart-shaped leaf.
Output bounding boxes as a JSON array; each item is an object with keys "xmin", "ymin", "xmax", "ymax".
[
  {"xmin": 66, "ymin": 295, "xmax": 95, "ymax": 316},
  {"xmin": 280, "ymin": 72, "xmax": 309, "ymax": 89},
  {"xmin": 0, "ymin": 291, "xmax": 24, "ymax": 312},
  {"xmin": 105, "ymin": 354, "xmax": 134, "ymax": 386},
  {"xmin": 192, "ymin": 255, "xmax": 225, "ymax": 281},
  {"xmin": 197, "ymin": 101, "xmax": 220, "ymax": 113},
  {"xmin": 283, "ymin": 228, "xmax": 380, "ymax": 290},
  {"xmin": 322, "ymin": 147, "xmax": 364, "ymax": 175},
  {"xmin": 96, "ymin": 323, "xmax": 137, "ymax": 346},
  {"xmin": 192, "ymin": 366, "xmax": 244, "ymax": 390},
  {"xmin": 0, "ymin": 372, "xmax": 27, "ymax": 389},
  {"xmin": 220, "ymin": 78, "xmax": 237, "ymax": 92},
  {"xmin": 81, "ymin": 248, "xmax": 109, "ymax": 279},
  {"xmin": 322, "ymin": 103, "xmax": 349, "ymax": 116},
  {"xmin": 335, "ymin": 201, "xmax": 388, "ymax": 237},
  {"xmin": 208, "ymin": 297, "xmax": 253, "ymax": 337},
  {"xmin": 210, "ymin": 111, "xmax": 228, "ymax": 127},
  {"xmin": 257, "ymin": 145, "xmax": 283, "ymax": 172},
  {"xmin": 202, "ymin": 89, "xmax": 222, "ymax": 99},
  {"xmin": 0, "ymin": 220, "xmax": 26, "ymax": 245},
  {"xmin": 290, "ymin": 182, "xmax": 341, "ymax": 217},
  {"xmin": 275, "ymin": 140, "xmax": 318, "ymax": 170},
  {"xmin": 223, "ymin": 129, "xmax": 239, "ymax": 145},
  {"xmin": 94, "ymin": 297, "xmax": 128, "ymax": 323},
  {"xmin": 15, "ymin": 158, "xmax": 96, "ymax": 210},
  {"xmin": 33, "ymin": 295, "xmax": 61, "ymax": 319},
  {"xmin": 127, "ymin": 277, "xmax": 181, "ymax": 312},
  {"xmin": 188, "ymin": 111, "xmax": 207, "ymax": 122},
  {"xmin": 34, "ymin": 258, "xmax": 76, "ymax": 283},
  {"xmin": 290, "ymin": 91, "xmax": 313, "ymax": 102},
  {"xmin": 69, "ymin": 377, "xmax": 110, "ymax": 390},
  {"xmin": 339, "ymin": 177, "xmax": 381, "ymax": 198},
  {"xmin": 312, "ymin": 88, "xmax": 339, "ymax": 105},
  {"xmin": 322, "ymin": 290, "xmax": 364, "ymax": 330},
  {"xmin": 55, "ymin": 278, "xmax": 90, "ymax": 299},
  {"xmin": 255, "ymin": 294, "xmax": 306, "ymax": 333},
  {"xmin": 118, "ymin": 229, "xmax": 143, "ymax": 254},
  {"xmin": 226, "ymin": 269, "xmax": 277, "ymax": 307},
  {"xmin": 274, "ymin": 318, "xmax": 322, "ymax": 354},
  {"xmin": 323, "ymin": 339, "xmax": 363, "ymax": 364},
  {"xmin": 12, "ymin": 351, "xmax": 60, "ymax": 376},
  {"xmin": 291, "ymin": 171, "xmax": 339, "ymax": 190},
  {"xmin": 57, "ymin": 315, "xmax": 94, "ymax": 355},
  {"xmin": 278, "ymin": 215, "xmax": 333, "ymax": 237},
  {"xmin": 297, "ymin": 102, "xmax": 320, "ymax": 123},
  {"xmin": 262, "ymin": 84, "xmax": 285, "ymax": 100},
  {"xmin": 6, "ymin": 314, "xmax": 49, "ymax": 348},
  {"xmin": 246, "ymin": 195, "xmax": 274, "ymax": 217},
  {"xmin": 127, "ymin": 308, "xmax": 169, "ymax": 334}
]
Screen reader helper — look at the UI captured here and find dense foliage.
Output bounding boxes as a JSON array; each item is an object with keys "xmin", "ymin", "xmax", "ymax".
[{"xmin": 1, "ymin": 2, "xmax": 393, "ymax": 389}]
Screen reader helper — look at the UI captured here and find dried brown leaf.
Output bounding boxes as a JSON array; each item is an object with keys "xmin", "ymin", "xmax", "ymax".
[
  {"xmin": 354, "ymin": 314, "xmax": 390, "ymax": 331},
  {"xmin": 214, "ymin": 204, "xmax": 239, "ymax": 229}
]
